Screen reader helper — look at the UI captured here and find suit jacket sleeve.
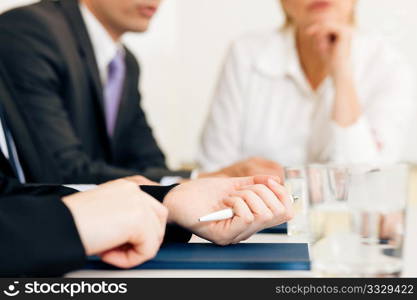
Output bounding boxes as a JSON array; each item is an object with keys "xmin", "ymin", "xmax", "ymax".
[
  {"xmin": 0, "ymin": 176, "xmax": 190, "ymax": 276},
  {"xmin": 0, "ymin": 9, "xmax": 189, "ymax": 184},
  {"xmin": 0, "ymin": 189, "xmax": 86, "ymax": 277},
  {"xmin": 140, "ymin": 184, "xmax": 192, "ymax": 243}
]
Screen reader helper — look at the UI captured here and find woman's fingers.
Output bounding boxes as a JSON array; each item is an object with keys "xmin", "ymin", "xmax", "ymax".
[
  {"xmin": 224, "ymin": 196, "xmax": 255, "ymax": 225},
  {"xmin": 230, "ymin": 190, "xmax": 271, "ymax": 221},
  {"xmin": 223, "ymin": 195, "xmax": 268, "ymax": 244},
  {"xmin": 240, "ymin": 184, "xmax": 286, "ymax": 221},
  {"xmin": 267, "ymin": 179, "xmax": 294, "ymax": 221},
  {"xmin": 207, "ymin": 196, "xmax": 255, "ymax": 246},
  {"xmin": 212, "ymin": 180, "xmax": 294, "ymax": 245},
  {"xmin": 252, "ymin": 175, "xmax": 282, "ymax": 186}
]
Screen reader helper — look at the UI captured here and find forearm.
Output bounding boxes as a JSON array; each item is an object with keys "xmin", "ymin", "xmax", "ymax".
[
  {"xmin": 328, "ymin": 67, "xmax": 381, "ymax": 163},
  {"xmin": 331, "ymin": 67, "xmax": 362, "ymax": 127}
]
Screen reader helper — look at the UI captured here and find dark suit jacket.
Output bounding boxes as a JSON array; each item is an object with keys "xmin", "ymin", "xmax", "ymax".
[
  {"xmin": 0, "ymin": 61, "xmax": 63, "ymax": 183},
  {"xmin": 0, "ymin": 168, "xmax": 87, "ymax": 276},
  {"xmin": 0, "ymin": 59, "xmax": 191, "ymax": 276},
  {"xmin": 0, "ymin": 0, "xmax": 190, "ymax": 184},
  {"xmin": 0, "ymin": 170, "xmax": 191, "ymax": 276}
]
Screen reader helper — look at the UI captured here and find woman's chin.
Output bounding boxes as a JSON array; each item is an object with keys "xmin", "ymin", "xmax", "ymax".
[{"xmin": 305, "ymin": 13, "xmax": 341, "ymax": 26}]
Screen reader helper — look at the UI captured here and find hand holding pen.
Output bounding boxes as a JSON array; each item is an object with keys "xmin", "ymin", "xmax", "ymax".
[
  {"xmin": 163, "ymin": 175, "xmax": 294, "ymax": 246},
  {"xmin": 199, "ymin": 194, "xmax": 297, "ymax": 222}
]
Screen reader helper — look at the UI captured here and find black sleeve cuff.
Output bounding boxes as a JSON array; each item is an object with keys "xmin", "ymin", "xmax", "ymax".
[
  {"xmin": 0, "ymin": 195, "xmax": 86, "ymax": 277},
  {"xmin": 140, "ymin": 168, "xmax": 192, "ymax": 182},
  {"xmin": 140, "ymin": 184, "xmax": 192, "ymax": 244},
  {"xmin": 140, "ymin": 184, "xmax": 178, "ymax": 203}
]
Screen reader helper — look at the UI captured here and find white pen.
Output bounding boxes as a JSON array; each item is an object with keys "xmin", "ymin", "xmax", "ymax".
[{"xmin": 198, "ymin": 195, "xmax": 298, "ymax": 222}]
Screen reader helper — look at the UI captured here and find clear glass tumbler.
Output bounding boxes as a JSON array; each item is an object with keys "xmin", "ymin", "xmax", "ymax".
[
  {"xmin": 347, "ymin": 165, "xmax": 408, "ymax": 277},
  {"xmin": 285, "ymin": 166, "xmax": 309, "ymax": 236},
  {"xmin": 307, "ymin": 164, "xmax": 408, "ymax": 277}
]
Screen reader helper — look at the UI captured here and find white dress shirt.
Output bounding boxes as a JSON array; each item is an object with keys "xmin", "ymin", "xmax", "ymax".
[
  {"xmin": 198, "ymin": 27, "xmax": 416, "ymax": 171},
  {"xmin": 79, "ymin": 4, "xmax": 123, "ymax": 85},
  {"xmin": 0, "ymin": 121, "xmax": 9, "ymax": 159}
]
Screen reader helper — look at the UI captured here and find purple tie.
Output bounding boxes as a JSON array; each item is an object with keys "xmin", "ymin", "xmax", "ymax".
[{"xmin": 104, "ymin": 49, "xmax": 126, "ymax": 137}]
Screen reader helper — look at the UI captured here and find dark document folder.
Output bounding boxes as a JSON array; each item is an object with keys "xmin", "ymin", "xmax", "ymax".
[
  {"xmin": 86, "ymin": 243, "xmax": 310, "ymax": 271},
  {"xmin": 259, "ymin": 223, "xmax": 287, "ymax": 234}
]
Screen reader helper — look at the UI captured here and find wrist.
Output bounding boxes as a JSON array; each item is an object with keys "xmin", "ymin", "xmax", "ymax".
[
  {"xmin": 62, "ymin": 195, "xmax": 96, "ymax": 256},
  {"xmin": 331, "ymin": 63, "xmax": 353, "ymax": 83}
]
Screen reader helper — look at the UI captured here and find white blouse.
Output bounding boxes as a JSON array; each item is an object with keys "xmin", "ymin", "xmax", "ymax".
[{"xmin": 198, "ymin": 27, "xmax": 416, "ymax": 172}]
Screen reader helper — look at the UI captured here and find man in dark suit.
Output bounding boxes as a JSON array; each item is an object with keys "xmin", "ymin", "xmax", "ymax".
[
  {"xmin": 0, "ymin": 0, "xmax": 284, "ymax": 184},
  {"xmin": 0, "ymin": 64, "xmax": 187, "ymax": 276},
  {"xmin": 0, "ymin": 54, "xmax": 292, "ymax": 277},
  {"xmin": 1, "ymin": 62, "xmax": 292, "ymax": 277}
]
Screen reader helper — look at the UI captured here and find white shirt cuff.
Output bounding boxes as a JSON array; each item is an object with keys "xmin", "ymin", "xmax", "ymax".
[
  {"xmin": 63, "ymin": 184, "xmax": 98, "ymax": 192},
  {"xmin": 159, "ymin": 176, "xmax": 183, "ymax": 186},
  {"xmin": 160, "ymin": 169, "xmax": 199, "ymax": 185},
  {"xmin": 190, "ymin": 169, "xmax": 199, "ymax": 180},
  {"xmin": 329, "ymin": 117, "xmax": 379, "ymax": 163}
]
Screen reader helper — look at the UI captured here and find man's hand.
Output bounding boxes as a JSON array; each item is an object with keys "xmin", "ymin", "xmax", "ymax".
[
  {"xmin": 200, "ymin": 157, "xmax": 285, "ymax": 179},
  {"xmin": 62, "ymin": 179, "xmax": 167, "ymax": 268},
  {"xmin": 163, "ymin": 175, "xmax": 293, "ymax": 245}
]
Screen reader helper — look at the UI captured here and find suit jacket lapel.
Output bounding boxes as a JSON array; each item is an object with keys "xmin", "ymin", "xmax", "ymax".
[
  {"xmin": 58, "ymin": 0, "xmax": 113, "ymax": 154},
  {"xmin": 59, "ymin": 0, "xmax": 104, "ymax": 113}
]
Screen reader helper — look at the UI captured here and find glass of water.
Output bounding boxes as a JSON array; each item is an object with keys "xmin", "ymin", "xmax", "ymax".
[
  {"xmin": 285, "ymin": 166, "xmax": 309, "ymax": 236},
  {"xmin": 307, "ymin": 164, "xmax": 351, "ymax": 244},
  {"xmin": 347, "ymin": 165, "xmax": 408, "ymax": 277},
  {"xmin": 307, "ymin": 164, "xmax": 357, "ymax": 276},
  {"xmin": 307, "ymin": 164, "xmax": 408, "ymax": 277}
]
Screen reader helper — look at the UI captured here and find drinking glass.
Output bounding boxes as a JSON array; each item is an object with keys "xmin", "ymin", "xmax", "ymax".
[
  {"xmin": 347, "ymin": 165, "xmax": 408, "ymax": 277},
  {"xmin": 307, "ymin": 164, "xmax": 356, "ymax": 277},
  {"xmin": 285, "ymin": 166, "xmax": 309, "ymax": 236},
  {"xmin": 307, "ymin": 164, "xmax": 408, "ymax": 277},
  {"xmin": 307, "ymin": 164, "xmax": 351, "ymax": 246}
]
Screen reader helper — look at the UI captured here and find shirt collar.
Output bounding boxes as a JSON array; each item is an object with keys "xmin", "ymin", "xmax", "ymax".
[
  {"xmin": 79, "ymin": 3, "xmax": 124, "ymax": 84},
  {"xmin": 254, "ymin": 27, "xmax": 297, "ymax": 78},
  {"xmin": 254, "ymin": 26, "xmax": 335, "ymax": 96}
]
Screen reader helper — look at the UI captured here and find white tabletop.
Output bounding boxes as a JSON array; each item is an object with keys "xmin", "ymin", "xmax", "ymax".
[{"xmin": 66, "ymin": 203, "xmax": 416, "ymax": 278}]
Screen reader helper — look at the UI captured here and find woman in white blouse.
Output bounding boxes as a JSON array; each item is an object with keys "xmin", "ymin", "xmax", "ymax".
[{"xmin": 198, "ymin": 0, "xmax": 415, "ymax": 172}]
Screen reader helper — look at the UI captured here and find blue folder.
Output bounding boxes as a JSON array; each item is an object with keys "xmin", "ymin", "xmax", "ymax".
[
  {"xmin": 259, "ymin": 223, "xmax": 287, "ymax": 234},
  {"xmin": 86, "ymin": 243, "xmax": 310, "ymax": 271}
]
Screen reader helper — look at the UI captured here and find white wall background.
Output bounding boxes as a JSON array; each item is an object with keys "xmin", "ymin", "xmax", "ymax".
[{"xmin": 1, "ymin": 0, "xmax": 417, "ymax": 168}]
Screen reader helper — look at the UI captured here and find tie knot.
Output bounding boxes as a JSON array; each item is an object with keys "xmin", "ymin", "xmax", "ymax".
[{"xmin": 108, "ymin": 49, "xmax": 125, "ymax": 77}]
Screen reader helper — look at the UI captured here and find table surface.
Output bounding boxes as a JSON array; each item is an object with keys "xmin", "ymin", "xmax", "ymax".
[{"xmin": 67, "ymin": 204, "xmax": 417, "ymax": 278}]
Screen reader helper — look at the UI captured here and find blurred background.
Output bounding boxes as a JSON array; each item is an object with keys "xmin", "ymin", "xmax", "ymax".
[{"xmin": 1, "ymin": 0, "xmax": 417, "ymax": 169}]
